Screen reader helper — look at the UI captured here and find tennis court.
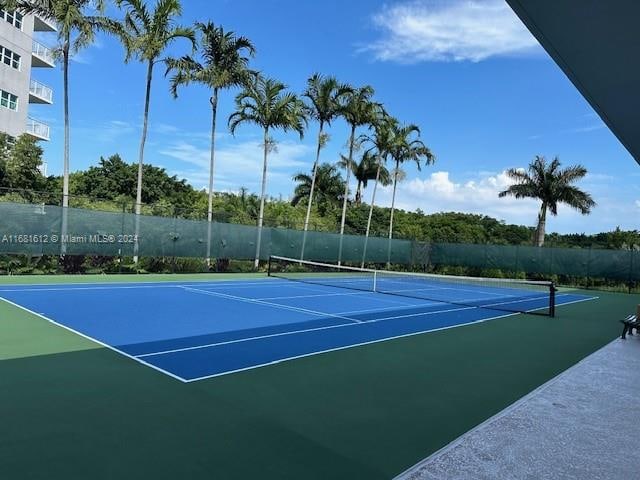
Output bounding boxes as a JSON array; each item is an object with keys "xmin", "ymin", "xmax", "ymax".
[{"xmin": 0, "ymin": 256, "xmax": 593, "ymax": 382}]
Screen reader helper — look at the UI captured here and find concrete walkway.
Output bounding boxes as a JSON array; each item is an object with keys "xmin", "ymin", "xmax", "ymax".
[{"xmin": 396, "ymin": 336, "xmax": 640, "ymax": 480}]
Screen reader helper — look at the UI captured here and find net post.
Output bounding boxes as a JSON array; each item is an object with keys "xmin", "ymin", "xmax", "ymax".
[
  {"xmin": 267, "ymin": 255, "xmax": 272, "ymax": 277},
  {"xmin": 550, "ymin": 283, "xmax": 556, "ymax": 318},
  {"xmin": 373, "ymin": 271, "xmax": 377, "ymax": 292}
]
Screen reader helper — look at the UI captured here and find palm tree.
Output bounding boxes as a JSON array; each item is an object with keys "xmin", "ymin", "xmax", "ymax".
[
  {"xmin": 358, "ymin": 112, "xmax": 397, "ymax": 266},
  {"xmin": 499, "ymin": 156, "xmax": 595, "ymax": 247},
  {"xmin": 336, "ymin": 85, "xmax": 378, "ymax": 264},
  {"xmin": 11, "ymin": 0, "xmax": 111, "ymax": 254},
  {"xmin": 228, "ymin": 74, "xmax": 307, "ymax": 268},
  {"xmin": 338, "ymin": 152, "xmax": 391, "ymax": 204},
  {"xmin": 291, "ymin": 163, "xmax": 344, "ymax": 214},
  {"xmin": 387, "ymin": 124, "xmax": 435, "ymax": 246},
  {"xmin": 299, "ymin": 74, "xmax": 352, "ymax": 259},
  {"xmin": 114, "ymin": 0, "xmax": 195, "ymax": 261},
  {"xmin": 166, "ymin": 21, "xmax": 255, "ymax": 267}
]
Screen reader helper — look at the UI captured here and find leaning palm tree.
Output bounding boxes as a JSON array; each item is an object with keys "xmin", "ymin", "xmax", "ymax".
[
  {"xmin": 291, "ymin": 163, "xmax": 344, "ymax": 214},
  {"xmin": 499, "ymin": 156, "xmax": 595, "ymax": 247},
  {"xmin": 166, "ymin": 21, "xmax": 255, "ymax": 267},
  {"xmin": 338, "ymin": 151, "xmax": 391, "ymax": 205},
  {"xmin": 387, "ymin": 124, "xmax": 435, "ymax": 245},
  {"xmin": 358, "ymin": 112, "xmax": 397, "ymax": 266},
  {"xmin": 299, "ymin": 74, "xmax": 352, "ymax": 259},
  {"xmin": 114, "ymin": 0, "xmax": 195, "ymax": 261},
  {"xmin": 336, "ymin": 85, "xmax": 378, "ymax": 264},
  {"xmin": 229, "ymin": 74, "xmax": 307, "ymax": 268},
  {"xmin": 10, "ymin": 0, "xmax": 112, "ymax": 254}
]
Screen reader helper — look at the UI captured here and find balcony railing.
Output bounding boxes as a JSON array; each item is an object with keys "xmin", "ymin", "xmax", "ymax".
[
  {"xmin": 26, "ymin": 117, "xmax": 50, "ymax": 141},
  {"xmin": 29, "ymin": 79, "xmax": 53, "ymax": 104},
  {"xmin": 32, "ymin": 40, "xmax": 55, "ymax": 67}
]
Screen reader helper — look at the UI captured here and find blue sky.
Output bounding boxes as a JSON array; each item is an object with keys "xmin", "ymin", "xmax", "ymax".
[{"xmin": 30, "ymin": 0, "xmax": 640, "ymax": 234}]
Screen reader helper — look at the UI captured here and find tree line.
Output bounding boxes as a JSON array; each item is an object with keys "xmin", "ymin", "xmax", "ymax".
[{"xmin": 1, "ymin": 136, "xmax": 637, "ymax": 253}]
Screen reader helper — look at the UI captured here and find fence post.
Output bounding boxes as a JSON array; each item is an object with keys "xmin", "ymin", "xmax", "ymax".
[
  {"xmin": 119, "ymin": 202, "xmax": 125, "ymax": 274},
  {"xmin": 586, "ymin": 246, "xmax": 592, "ymax": 290},
  {"xmin": 483, "ymin": 243, "xmax": 488, "ymax": 272},
  {"xmin": 629, "ymin": 249, "xmax": 634, "ymax": 294}
]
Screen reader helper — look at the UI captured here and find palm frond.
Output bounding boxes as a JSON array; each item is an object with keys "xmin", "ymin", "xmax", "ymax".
[{"xmin": 499, "ymin": 155, "xmax": 596, "ymax": 222}]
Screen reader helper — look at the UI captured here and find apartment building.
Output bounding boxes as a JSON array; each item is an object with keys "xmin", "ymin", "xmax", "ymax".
[{"xmin": 0, "ymin": 8, "xmax": 55, "ymax": 142}]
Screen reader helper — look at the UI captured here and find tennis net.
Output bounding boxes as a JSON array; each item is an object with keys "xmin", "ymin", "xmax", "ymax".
[{"xmin": 268, "ymin": 255, "xmax": 556, "ymax": 316}]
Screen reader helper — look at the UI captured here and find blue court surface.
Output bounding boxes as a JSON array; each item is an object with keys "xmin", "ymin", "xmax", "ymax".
[{"xmin": 0, "ymin": 277, "xmax": 594, "ymax": 382}]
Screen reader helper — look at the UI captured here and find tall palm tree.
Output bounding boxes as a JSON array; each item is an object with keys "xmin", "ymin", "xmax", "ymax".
[
  {"xmin": 291, "ymin": 163, "xmax": 344, "ymax": 213},
  {"xmin": 299, "ymin": 74, "xmax": 352, "ymax": 259},
  {"xmin": 165, "ymin": 21, "xmax": 255, "ymax": 267},
  {"xmin": 336, "ymin": 85, "xmax": 377, "ymax": 264},
  {"xmin": 11, "ymin": 0, "xmax": 111, "ymax": 254},
  {"xmin": 228, "ymin": 74, "xmax": 307, "ymax": 268},
  {"xmin": 338, "ymin": 152, "xmax": 391, "ymax": 204},
  {"xmin": 114, "ymin": 0, "xmax": 195, "ymax": 261},
  {"xmin": 387, "ymin": 124, "xmax": 435, "ymax": 246},
  {"xmin": 358, "ymin": 111, "xmax": 397, "ymax": 266},
  {"xmin": 499, "ymin": 156, "xmax": 595, "ymax": 247}
]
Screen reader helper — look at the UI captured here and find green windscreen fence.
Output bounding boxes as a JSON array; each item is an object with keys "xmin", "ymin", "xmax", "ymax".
[
  {"xmin": 422, "ymin": 242, "xmax": 640, "ymax": 282},
  {"xmin": 0, "ymin": 202, "xmax": 637, "ymax": 282},
  {"xmin": 0, "ymin": 202, "xmax": 410, "ymax": 263}
]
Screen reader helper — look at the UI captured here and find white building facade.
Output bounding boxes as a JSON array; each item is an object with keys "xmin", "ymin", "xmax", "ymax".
[{"xmin": 0, "ymin": 8, "xmax": 55, "ymax": 141}]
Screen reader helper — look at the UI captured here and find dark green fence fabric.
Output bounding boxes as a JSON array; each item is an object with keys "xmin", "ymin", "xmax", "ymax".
[
  {"xmin": 422, "ymin": 242, "xmax": 640, "ymax": 282},
  {"xmin": 0, "ymin": 202, "xmax": 411, "ymax": 263},
  {"xmin": 0, "ymin": 202, "xmax": 637, "ymax": 282}
]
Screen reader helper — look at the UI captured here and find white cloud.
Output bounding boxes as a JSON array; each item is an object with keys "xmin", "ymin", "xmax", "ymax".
[
  {"xmin": 159, "ymin": 139, "xmax": 312, "ymax": 191},
  {"xmin": 152, "ymin": 123, "xmax": 216, "ymax": 141},
  {"xmin": 369, "ymin": 169, "xmax": 640, "ymax": 234},
  {"xmin": 376, "ymin": 170, "xmax": 539, "ymax": 225},
  {"xmin": 570, "ymin": 124, "xmax": 606, "ymax": 133},
  {"xmin": 363, "ymin": 0, "xmax": 540, "ymax": 63},
  {"xmin": 72, "ymin": 120, "xmax": 136, "ymax": 143}
]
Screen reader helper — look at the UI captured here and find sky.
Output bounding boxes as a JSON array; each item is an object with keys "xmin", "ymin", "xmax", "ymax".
[{"xmin": 29, "ymin": 0, "xmax": 640, "ymax": 235}]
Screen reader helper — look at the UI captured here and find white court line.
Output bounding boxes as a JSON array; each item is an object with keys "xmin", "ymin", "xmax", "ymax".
[
  {"xmin": 336, "ymin": 301, "xmax": 441, "ymax": 315},
  {"xmin": 137, "ymin": 293, "xmax": 589, "ymax": 360},
  {"xmin": 137, "ymin": 304, "xmax": 477, "ymax": 358},
  {"xmin": 264, "ymin": 281, "xmax": 445, "ymax": 308},
  {"xmin": 180, "ymin": 286, "xmax": 363, "ymax": 324},
  {"xmin": 256, "ymin": 290, "xmax": 377, "ymax": 300},
  {"xmin": 0, "ymin": 296, "xmax": 189, "ymax": 383},
  {"xmin": 183, "ymin": 295, "xmax": 598, "ymax": 382},
  {"xmin": 188, "ymin": 281, "xmax": 450, "ymax": 311},
  {"xmin": 0, "ymin": 278, "xmax": 293, "ymax": 293}
]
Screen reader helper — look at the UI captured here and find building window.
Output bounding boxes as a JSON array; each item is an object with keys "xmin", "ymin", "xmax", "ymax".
[
  {"xmin": 1, "ymin": 90, "xmax": 18, "ymax": 111},
  {"xmin": 1, "ymin": 10, "xmax": 23, "ymax": 30},
  {"xmin": 0, "ymin": 45, "xmax": 21, "ymax": 70}
]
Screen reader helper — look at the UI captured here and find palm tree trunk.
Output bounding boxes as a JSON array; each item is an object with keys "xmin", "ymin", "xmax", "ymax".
[
  {"xmin": 355, "ymin": 180, "xmax": 362, "ymax": 205},
  {"xmin": 300, "ymin": 122, "xmax": 324, "ymax": 260},
  {"xmin": 254, "ymin": 128, "xmax": 269, "ymax": 269},
  {"xmin": 206, "ymin": 88, "xmax": 219, "ymax": 268},
  {"xmin": 133, "ymin": 60, "xmax": 154, "ymax": 263},
  {"xmin": 361, "ymin": 159, "xmax": 383, "ymax": 268},
  {"xmin": 337, "ymin": 125, "xmax": 356, "ymax": 265},
  {"xmin": 535, "ymin": 204, "xmax": 547, "ymax": 247},
  {"xmin": 60, "ymin": 42, "xmax": 70, "ymax": 257},
  {"xmin": 387, "ymin": 159, "xmax": 400, "ymax": 264}
]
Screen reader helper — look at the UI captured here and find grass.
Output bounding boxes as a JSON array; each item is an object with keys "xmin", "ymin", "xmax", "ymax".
[{"xmin": 0, "ymin": 276, "xmax": 636, "ymax": 479}]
